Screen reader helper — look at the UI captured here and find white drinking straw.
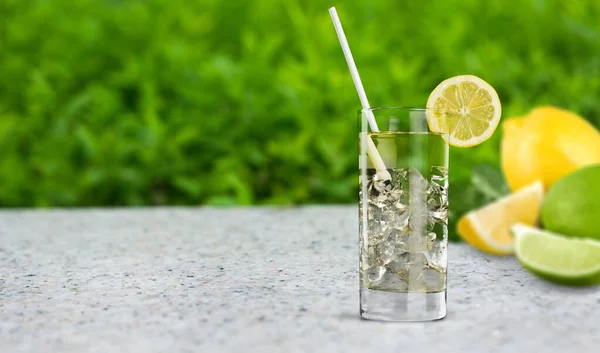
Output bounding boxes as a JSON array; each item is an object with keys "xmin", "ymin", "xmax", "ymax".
[{"xmin": 328, "ymin": 7, "xmax": 391, "ymax": 181}]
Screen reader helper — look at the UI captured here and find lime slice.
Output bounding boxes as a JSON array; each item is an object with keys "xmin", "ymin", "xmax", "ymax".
[
  {"xmin": 426, "ymin": 75, "xmax": 501, "ymax": 147},
  {"xmin": 513, "ymin": 224, "xmax": 600, "ymax": 286}
]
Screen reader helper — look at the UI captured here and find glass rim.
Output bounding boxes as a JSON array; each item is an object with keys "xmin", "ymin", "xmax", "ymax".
[
  {"xmin": 358, "ymin": 106, "xmax": 443, "ymax": 114},
  {"xmin": 357, "ymin": 106, "xmax": 449, "ymax": 135}
]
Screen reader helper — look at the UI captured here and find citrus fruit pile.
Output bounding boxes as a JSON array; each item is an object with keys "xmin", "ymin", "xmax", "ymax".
[{"xmin": 426, "ymin": 76, "xmax": 600, "ymax": 286}]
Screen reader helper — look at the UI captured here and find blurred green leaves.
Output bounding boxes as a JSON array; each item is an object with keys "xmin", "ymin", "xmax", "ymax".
[
  {"xmin": 471, "ymin": 165, "xmax": 510, "ymax": 201},
  {"xmin": 0, "ymin": 0, "xmax": 600, "ymax": 240},
  {"xmin": 448, "ymin": 164, "xmax": 510, "ymax": 239}
]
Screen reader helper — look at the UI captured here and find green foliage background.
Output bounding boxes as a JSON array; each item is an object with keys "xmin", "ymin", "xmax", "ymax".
[{"xmin": 1, "ymin": 0, "xmax": 600, "ymax": 239}]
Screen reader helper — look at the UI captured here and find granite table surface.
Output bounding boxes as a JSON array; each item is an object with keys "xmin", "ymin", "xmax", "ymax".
[{"xmin": 1, "ymin": 206, "xmax": 599, "ymax": 353}]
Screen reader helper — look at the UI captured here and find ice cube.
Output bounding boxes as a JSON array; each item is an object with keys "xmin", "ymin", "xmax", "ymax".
[
  {"xmin": 430, "ymin": 166, "xmax": 448, "ymax": 188},
  {"xmin": 387, "ymin": 252, "xmax": 428, "ymax": 274},
  {"xmin": 392, "ymin": 197, "xmax": 408, "ymax": 212},
  {"xmin": 372, "ymin": 272, "xmax": 409, "ymax": 292},
  {"xmin": 427, "ymin": 234, "xmax": 448, "ymax": 268},
  {"xmin": 393, "ymin": 168, "xmax": 408, "ymax": 189},
  {"xmin": 427, "ymin": 166, "xmax": 448, "ymax": 223},
  {"xmin": 367, "ymin": 203, "xmax": 383, "ymax": 221},
  {"xmin": 428, "ymin": 232, "xmax": 437, "ymax": 241},
  {"xmin": 427, "ymin": 182, "xmax": 448, "ymax": 223},
  {"xmin": 381, "ymin": 208, "xmax": 409, "ymax": 230},
  {"xmin": 396, "ymin": 230, "xmax": 433, "ymax": 253},
  {"xmin": 367, "ymin": 220, "xmax": 383, "ymax": 240},
  {"xmin": 417, "ymin": 267, "xmax": 446, "ymax": 292},
  {"xmin": 374, "ymin": 228, "xmax": 397, "ymax": 265},
  {"xmin": 366, "ymin": 266, "xmax": 387, "ymax": 285}
]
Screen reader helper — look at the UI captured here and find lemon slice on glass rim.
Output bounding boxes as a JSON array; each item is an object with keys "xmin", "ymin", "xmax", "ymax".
[{"xmin": 426, "ymin": 75, "xmax": 501, "ymax": 147}]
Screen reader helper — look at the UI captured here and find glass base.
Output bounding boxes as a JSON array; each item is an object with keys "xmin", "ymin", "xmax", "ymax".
[{"xmin": 360, "ymin": 288, "xmax": 446, "ymax": 322}]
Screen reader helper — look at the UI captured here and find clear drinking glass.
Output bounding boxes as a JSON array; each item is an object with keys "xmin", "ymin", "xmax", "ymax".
[{"xmin": 359, "ymin": 107, "xmax": 449, "ymax": 321}]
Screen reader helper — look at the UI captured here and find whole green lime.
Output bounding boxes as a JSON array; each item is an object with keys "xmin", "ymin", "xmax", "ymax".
[{"xmin": 541, "ymin": 164, "xmax": 600, "ymax": 241}]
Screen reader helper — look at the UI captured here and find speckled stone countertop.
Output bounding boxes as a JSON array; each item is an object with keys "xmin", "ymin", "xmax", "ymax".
[{"xmin": 1, "ymin": 206, "xmax": 599, "ymax": 353}]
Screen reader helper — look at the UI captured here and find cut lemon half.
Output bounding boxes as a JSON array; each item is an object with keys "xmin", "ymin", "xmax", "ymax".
[
  {"xmin": 456, "ymin": 181, "xmax": 544, "ymax": 255},
  {"xmin": 426, "ymin": 75, "xmax": 501, "ymax": 147}
]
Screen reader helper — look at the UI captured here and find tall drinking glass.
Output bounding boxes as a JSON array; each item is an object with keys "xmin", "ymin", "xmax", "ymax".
[{"xmin": 359, "ymin": 107, "xmax": 449, "ymax": 321}]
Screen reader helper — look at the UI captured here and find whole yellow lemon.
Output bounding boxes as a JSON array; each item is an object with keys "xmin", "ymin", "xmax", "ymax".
[{"xmin": 501, "ymin": 106, "xmax": 600, "ymax": 191}]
